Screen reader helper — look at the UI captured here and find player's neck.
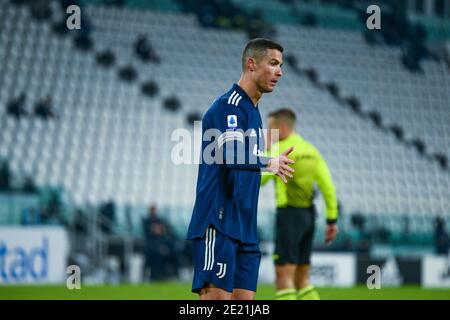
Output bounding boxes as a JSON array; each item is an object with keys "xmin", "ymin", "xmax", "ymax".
[{"xmin": 237, "ymin": 75, "xmax": 262, "ymax": 107}]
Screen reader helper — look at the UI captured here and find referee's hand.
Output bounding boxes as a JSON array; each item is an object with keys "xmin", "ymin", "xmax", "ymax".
[
  {"xmin": 267, "ymin": 146, "xmax": 295, "ymax": 183},
  {"xmin": 325, "ymin": 224, "xmax": 338, "ymax": 245}
]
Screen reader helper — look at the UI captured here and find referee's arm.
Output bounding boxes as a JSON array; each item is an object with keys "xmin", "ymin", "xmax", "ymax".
[
  {"xmin": 260, "ymin": 171, "xmax": 275, "ymax": 186},
  {"xmin": 315, "ymin": 155, "xmax": 338, "ymax": 224}
]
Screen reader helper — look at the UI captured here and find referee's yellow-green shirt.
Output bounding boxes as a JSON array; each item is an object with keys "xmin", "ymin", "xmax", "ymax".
[{"xmin": 261, "ymin": 133, "xmax": 338, "ymax": 223}]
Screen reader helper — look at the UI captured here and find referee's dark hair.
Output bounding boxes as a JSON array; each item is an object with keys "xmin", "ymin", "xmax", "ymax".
[
  {"xmin": 242, "ymin": 38, "xmax": 284, "ymax": 71},
  {"xmin": 268, "ymin": 108, "xmax": 296, "ymax": 129}
]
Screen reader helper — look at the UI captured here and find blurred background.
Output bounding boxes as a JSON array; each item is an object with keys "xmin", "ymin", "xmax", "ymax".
[{"xmin": 0, "ymin": 0, "xmax": 449, "ymax": 297}]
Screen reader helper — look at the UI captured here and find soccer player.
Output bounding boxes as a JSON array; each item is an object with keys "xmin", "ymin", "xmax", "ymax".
[
  {"xmin": 186, "ymin": 39, "xmax": 295, "ymax": 300},
  {"xmin": 261, "ymin": 108, "xmax": 338, "ymax": 300}
]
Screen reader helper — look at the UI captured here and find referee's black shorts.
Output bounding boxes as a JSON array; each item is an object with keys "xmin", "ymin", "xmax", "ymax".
[{"xmin": 273, "ymin": 205, "xmax": 316, "ymax": 265}]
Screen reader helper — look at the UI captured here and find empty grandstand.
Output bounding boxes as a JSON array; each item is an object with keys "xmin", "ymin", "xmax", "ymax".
[{"xmin": 0, "ymin": 0, "xmax": 449, "ymax": 289}]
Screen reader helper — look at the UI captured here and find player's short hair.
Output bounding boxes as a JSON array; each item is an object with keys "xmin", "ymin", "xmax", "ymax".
[
  {"xmin": 268, "ymin": 108, "xmax": 296, "ymax": 128},
  {"xmin": 242, "ymin": 38, "xmax": 284, "ymax": 71}
]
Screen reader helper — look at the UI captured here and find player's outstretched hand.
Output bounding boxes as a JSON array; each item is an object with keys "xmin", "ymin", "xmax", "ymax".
[
  {"xmin": 267, "ymin": 146, "xmax": 295, "ymax": 183},
  {"xmin": 325, "ymin": 224, "xmax": 338, "ymax": 245}
]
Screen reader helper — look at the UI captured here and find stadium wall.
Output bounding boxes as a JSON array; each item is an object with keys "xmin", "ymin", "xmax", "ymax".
[
  {"xmin": 0, "ymin": 227, "xmax": 69, "ymax": 284},
  {"xmin": 259, "ymin": 241, "xmax": 449, "ymax": 288},
  {"xmin": 0, "ymin": 227, "xmax": 449, "ymax": 288}
]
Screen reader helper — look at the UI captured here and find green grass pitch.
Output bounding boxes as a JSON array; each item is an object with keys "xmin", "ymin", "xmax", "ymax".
[{"xmin": 0, "ymin": 283, "xmax": 449, "ymax": 300}]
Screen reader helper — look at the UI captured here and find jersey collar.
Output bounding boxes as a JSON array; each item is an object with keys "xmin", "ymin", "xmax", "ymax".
[{"xmin": 232, "ymin": 83, "xmax": 258, "ymax": 111}]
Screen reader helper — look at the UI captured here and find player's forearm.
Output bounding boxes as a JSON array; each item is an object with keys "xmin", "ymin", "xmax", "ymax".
[
  {"xmin": 220, "ymin": 141, "xmax": 271, "ymax": 172},
  {"xmin": 225, "ymin": 154, "xmax": 271, "ymax": 171}
]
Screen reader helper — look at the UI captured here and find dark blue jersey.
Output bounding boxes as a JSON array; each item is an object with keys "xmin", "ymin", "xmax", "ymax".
[{"xmin": 187, "ymin": 83, "xmax": 270, "ymax": 244}]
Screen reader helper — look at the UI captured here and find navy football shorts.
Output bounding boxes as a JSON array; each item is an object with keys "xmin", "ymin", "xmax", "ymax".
[{"xmin": 191, "ymin": 225, "xmax": 261, "ymax": 293}]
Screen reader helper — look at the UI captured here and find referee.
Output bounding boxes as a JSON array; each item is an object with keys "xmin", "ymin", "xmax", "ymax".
[{"xmin": 261, "ymin": 108, "xmax": 338, "ymax": 300}]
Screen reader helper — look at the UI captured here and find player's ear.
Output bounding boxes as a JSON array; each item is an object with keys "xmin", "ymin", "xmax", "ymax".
[{"xmin": 247, "ymin": 57, "xmax": 256, "ymax": 72}]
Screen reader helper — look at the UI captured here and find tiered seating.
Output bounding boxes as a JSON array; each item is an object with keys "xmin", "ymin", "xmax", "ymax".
[
  {"xmin": 276, "ymin": 25, "xmax": 450, "ymax": 160},
  {"xmin": 231, "ymin": 0, "xmax": 360, "ymax": 28},
  {"xmin": 0, "ymin": 2, "xmax": 449, "ymax": 238}
]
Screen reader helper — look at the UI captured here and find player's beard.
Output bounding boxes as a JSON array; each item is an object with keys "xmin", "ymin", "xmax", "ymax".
[{"xmin": 257, "ymin": 80, "xmax": 273, "ymax": 93}]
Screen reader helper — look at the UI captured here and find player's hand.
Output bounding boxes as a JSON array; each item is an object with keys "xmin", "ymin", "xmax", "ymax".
[
  {"xmin": 325, "ymin": 224, "xmax": 338, "ymax": 245},
  {"xmin": 267, "ymin": 146, "xmax": 295, "ymax": 183}
]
